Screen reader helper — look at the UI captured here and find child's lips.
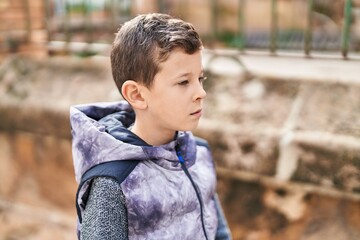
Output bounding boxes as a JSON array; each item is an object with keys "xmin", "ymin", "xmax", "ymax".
[{"xmin": 190, "ymin": 109, "xmax": 202, "ymax": 116}]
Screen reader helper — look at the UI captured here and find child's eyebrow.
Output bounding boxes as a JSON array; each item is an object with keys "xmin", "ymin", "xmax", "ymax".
[
  {"xmin": 175, "ymin": 69, "xmax": 204, "ymax": 79},
  {"xmin": 177, "ymin": 72, "xmax": 191, "ymax": 78}
]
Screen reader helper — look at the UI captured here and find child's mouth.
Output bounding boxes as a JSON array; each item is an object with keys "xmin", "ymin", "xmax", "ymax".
[{"xmin": 190, "ymin": 109, "xmax": 202, "ymax": 116}]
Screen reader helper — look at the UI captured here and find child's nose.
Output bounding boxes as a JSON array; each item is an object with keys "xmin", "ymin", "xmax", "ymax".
[{"xmin": 193, "ymin": 83, "xmax": 207, "ymax": 101}]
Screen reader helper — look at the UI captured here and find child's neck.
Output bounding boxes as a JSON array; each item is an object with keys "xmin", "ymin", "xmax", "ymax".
[{"xmin": 130, "ymin": 121, "xmax": 176, "ymax": 146}]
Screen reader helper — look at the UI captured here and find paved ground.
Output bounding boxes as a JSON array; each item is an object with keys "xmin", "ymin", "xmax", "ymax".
[{"xmin": 203, "ymin": 49, "xmax": 360, "ymax": 85}]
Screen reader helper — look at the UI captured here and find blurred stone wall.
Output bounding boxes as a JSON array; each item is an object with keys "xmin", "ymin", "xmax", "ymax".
[
  {"xmin": 0, "ymin": 56, "xmax": 118, "ymax": 239},
  {"xmin": 0, "ymin": 56, "xmax": 118, "ymax": 207},
  {"xmin": 0, "ymin": 0, "xmax": 47, "ymax": 61},
  {"xmin": 0, "ymin": 55, "xmax": 360, "ymax": 239}
]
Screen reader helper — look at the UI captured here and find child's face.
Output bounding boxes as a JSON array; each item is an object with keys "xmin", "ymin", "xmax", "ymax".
[{"xmin": 143, "ymin": 48, "xmax": 206, "ymax": 135}]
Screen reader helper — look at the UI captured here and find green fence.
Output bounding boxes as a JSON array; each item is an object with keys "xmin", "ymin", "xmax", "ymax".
[{"xmin": 45, "ymin": 0, "xmax": 357, "ymax": 58}]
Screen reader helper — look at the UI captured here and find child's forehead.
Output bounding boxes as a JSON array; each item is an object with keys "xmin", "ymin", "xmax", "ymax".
[
  {"xmin": 160, "ymin": 48, "xmax": 202, "ymax": 65},
  {"xmin": 158, "ymin": 49, "xmax": 203, "ymax": 76}
]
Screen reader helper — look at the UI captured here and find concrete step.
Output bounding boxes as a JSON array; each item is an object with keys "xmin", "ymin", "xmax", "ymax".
[{"xmin": 203, "ymin": 49, "xmax": 360, "ymax": 86}]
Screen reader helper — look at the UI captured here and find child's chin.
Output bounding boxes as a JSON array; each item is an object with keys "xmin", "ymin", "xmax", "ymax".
[{"xmin": 181, "ymin": 123, "xmax": 200, "ymax": 132}]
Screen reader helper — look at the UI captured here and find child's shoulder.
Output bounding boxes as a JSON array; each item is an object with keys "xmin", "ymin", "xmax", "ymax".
[{"xmin": 194, "ymin": 136, "xmax": 210, "ymax": 149}]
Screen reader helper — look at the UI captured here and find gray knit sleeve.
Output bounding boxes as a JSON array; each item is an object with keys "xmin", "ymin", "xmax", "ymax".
[{"xmin": 80, "ymin": 177, "xmax": 128, "ymax": 240}]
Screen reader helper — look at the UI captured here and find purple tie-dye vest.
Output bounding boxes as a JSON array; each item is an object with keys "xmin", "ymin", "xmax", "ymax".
[{"xmin": 71, "ymin": 101, "xmax": 218, "ymax": 239}]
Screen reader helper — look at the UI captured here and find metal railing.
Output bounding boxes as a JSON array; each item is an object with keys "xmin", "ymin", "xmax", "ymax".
[
  {"xmin": 43, "ymin": 0, "xmax": 357, "ymax": 58},
  {"xmin": 209, "ymin": 0, "xmax": 355, "ymax": 58}
]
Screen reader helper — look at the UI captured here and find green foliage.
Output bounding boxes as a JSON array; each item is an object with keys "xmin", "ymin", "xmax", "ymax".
[
  {"xmin": 65, "ymin": 2, "xmax": 91, "ymax": 14},
  {"xmin": 215, "ymin": 31, "xmax": 244, "ymax": 48},
  {"xmin": 73, "ymin": 50, "xmax": 97, "ymax": 58}
]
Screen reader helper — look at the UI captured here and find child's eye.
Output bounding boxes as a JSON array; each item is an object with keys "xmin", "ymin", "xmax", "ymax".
[
  {"xmin": 178, "ymin": 80, "xmax": 189, "ymax": 86},
  {"xmin": 199, "ymin": 76, "xmax": 207, "ymax": 83}
]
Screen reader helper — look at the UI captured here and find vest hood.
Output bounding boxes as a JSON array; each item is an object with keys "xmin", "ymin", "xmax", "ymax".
[{"xmin": 70, "ymin": 101, "xmax": 197, "ymax": 183}]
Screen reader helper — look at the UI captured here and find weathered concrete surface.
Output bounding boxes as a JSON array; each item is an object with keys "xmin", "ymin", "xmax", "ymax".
[
  {"xmin": 217, "ymin": 177, "xmax": 360, "ymax": 240},
  {"xmin": 0, "ymin": 199, "xmax": 75, "ymax": 240},
  {"xmin": 0, "ymin": 55, "xmax": 120, "ymax": 134},
  {"xmin": 0, "ymin": 55, "xmax": 360, "ymax": 239},
  {"xmin": 202, "ymin": 49, "xmax": 360, "ymax": 84},
  {"xmin": 200, "ymin": 50, "xmax": 360, "ymax": 239},
  {"xmin": 0, "ymin": 56, "xmax": 120, "ymax": 239}
]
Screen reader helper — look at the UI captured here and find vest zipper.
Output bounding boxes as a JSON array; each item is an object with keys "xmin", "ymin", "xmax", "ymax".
[{"xmin": 175, "ymin": 145, "xmax": 209, "ymax": 240}]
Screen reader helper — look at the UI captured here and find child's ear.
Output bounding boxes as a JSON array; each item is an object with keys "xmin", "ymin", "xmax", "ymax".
[{"xmin": 121, "ymin": 80, "xmax": 147, "ymax": 110}]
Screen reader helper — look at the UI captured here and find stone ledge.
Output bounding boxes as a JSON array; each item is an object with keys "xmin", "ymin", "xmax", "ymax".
[
  {"xmin": 0, "ymin": 99, "xmax": 71, "ymax": 138},
  {"xmin": 0, "ymin": 55, "xmax": 120, "ymax": 137}
]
